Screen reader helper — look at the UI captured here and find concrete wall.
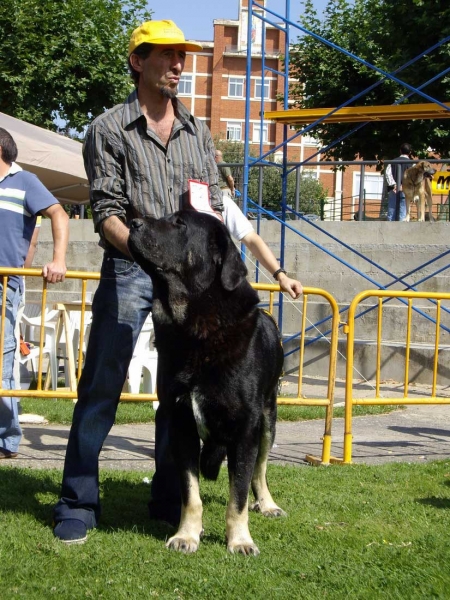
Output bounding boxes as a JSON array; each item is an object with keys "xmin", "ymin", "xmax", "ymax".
[{"xmin": 30, "ymin": 218, "xmax": 450, "ymax": 385}]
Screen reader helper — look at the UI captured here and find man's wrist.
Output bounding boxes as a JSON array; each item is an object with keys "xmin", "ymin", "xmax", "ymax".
[{"xmin": 273, "ymin": 268, "xmax": 287, "ymax": 281}]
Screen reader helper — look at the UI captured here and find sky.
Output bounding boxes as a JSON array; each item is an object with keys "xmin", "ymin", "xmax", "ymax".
[{"xmin": 148, "ymin": 0, "xmax": 329, "ymax": 42}]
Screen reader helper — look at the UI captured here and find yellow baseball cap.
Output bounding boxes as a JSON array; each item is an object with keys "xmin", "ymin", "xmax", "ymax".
[{"xmin": 128, "ymin": 20, "xmax": 203, "ymax": 55}]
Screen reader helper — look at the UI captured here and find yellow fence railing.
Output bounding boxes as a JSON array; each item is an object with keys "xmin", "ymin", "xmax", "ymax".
[
  {"xmin": 1, "ymin": 267, "xmax": 101, "ymax": 399},
  {"xmin": 341, "ymin": 289, "xmax": 450, "ymax": 464},
  {"xmin": 0, "ymin": 269, "xmax": 340, "ymax": 465}
]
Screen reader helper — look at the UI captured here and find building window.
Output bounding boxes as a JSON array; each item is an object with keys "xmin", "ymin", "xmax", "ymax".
[
  {"xmin": 228, "ymin": 77, "xmax": 245, "ymax": 98},
  {"xmin": 227, "ymin": 122, "xmax": 242, "ymax": 141},
  {"xmin": 255, "ymin": 78, "xmax": 270, "ymax": 99},
  {"xmin": 178, "ymin": 75, "xmax": 192, "ymax": 95},
  {"xmin": 353, "ymin": 173, "xmax": 384, "ymax": 200},
  {"xmin": 253, "ymin": 122, "xmax": 268, "ymax": 143},
  {"xmin": 303, "ymin": 170, "xmax": 318, "ymax": 180},
  {"xmin": 302, "ymin": 134, "xmax": 320, "ymax": 146}
]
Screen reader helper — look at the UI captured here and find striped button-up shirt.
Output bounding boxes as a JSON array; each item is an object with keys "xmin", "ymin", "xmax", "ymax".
[{"xmin": 83, "ymin": 89, "xmax": 222, "ymax": 249}]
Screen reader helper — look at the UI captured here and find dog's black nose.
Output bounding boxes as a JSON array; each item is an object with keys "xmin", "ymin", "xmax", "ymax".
[{"xmin": 131, "ymin": 219, "xmax": 144, "ymax": 230}]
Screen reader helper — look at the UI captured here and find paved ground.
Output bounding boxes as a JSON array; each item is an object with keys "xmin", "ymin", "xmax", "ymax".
[{"xmin": 3, "ymin": 376, "xmax": 450, "ymax": 471}]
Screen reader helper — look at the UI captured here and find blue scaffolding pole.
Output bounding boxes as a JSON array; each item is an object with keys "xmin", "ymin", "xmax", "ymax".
[{"xmin": 244, "ymin": 0, "xmax": 450, "ymax": 337}]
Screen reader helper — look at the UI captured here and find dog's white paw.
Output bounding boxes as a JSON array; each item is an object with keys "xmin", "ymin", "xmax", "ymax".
[
  {"xmin": 227, "ymin": 539, "xmax": 260, "ymax": 556},
  {"xmin": 250, "ymin": 500, "xmax": 287, "ymax": 518},
  {"xmin": 166, "ymin": 534, "xmax": 200, "ymax": 553}
]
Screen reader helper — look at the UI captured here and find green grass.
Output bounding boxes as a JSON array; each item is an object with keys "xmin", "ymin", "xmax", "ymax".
[
  {"xmin": 20, "ymin": 397, "xmax": 156, "ymax": 425},
  {"xmin": 277, "ymin": 403, "xmax": 400, "ymax": 422},
  {"xmin": 1, "ymin": 462, "xmax": 450, "ymax": 598},
  {"xmin": 20, "ymin": 397, "xmax": 399, "ymax": 426}
]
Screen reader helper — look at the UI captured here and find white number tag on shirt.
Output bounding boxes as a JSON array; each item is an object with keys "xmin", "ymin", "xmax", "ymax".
[{"xmin": 188, "ymin": 180, "xmax": 215, "ymax": 215}]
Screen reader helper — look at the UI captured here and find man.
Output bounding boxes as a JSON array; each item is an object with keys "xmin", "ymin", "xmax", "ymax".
[
  {"xmin": 215, "ymin": 149, "xmax": 236, "ymax": 199},
  {"xmin": 0, "ymin": 128, "xmax": 69, "ymax": 458},
  {"xmin": 53, "ymin": 20, "xmax": 222, "ymax": 544},
  {"xmin": 385, "ymin": 143, "xmax": 413, "ymax": 221}
]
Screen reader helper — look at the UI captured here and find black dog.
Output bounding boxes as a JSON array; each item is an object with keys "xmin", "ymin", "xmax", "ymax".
[{"xmin": 128, "ymin": 210, "xmax": 285, "ymax": 555}]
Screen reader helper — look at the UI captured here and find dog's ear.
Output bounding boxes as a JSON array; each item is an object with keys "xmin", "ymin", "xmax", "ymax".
[{"xmin": 219, "ymin": 231, "xmax": 248, "ymax": 291}]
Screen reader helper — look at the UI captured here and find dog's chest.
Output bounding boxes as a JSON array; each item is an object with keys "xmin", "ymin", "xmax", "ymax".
[{"xmin": 189, "ymin": 389, "xmax": 209, "ymax": 440}]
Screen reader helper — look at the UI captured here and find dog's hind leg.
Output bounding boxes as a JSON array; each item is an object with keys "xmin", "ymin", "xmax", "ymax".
[
  {"xmin": 200, "ymin": 439, "xmax": 227, "ymax": 480},
  {"xmin": 250, "ymin": 407, "xmax": 286, "ymax": 518}
]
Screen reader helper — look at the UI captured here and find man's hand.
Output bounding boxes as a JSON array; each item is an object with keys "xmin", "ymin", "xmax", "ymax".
[
  {"xmin": 42, "ymin": 260, "xmax": 67, "ymax": 284},
  {"xmin": 277, "ymin": 273, "xmax": 303, "ymax": 299}
]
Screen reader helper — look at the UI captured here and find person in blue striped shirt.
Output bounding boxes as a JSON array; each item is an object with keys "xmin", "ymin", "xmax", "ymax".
[{"xmin": 0, "ymin": 127, "xmax": 69, "ymax": 459}]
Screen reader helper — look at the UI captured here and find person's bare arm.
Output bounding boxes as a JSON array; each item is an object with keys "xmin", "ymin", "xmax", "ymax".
[
  {"xmin": 226, "ymin": 174, "xmax": 235, "ymax": 196},
  {"xmin": 39, "ymin": 204, "xmax": 69, "ymax": 283},
  {"xmin": 24, "ymin": 226, "xmax": 40, "ymax": 268},
  {"xmin": 241, "ymin": 230, "xmax": 303, "ymax": 299},
  {"xmin": 102, "ymin": 215, "xmax": 132, "ymax": 257}
]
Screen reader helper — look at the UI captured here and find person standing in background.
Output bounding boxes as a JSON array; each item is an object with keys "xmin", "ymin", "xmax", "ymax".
[
  {"xmin": 215, "ymin": 149, "xmax": 236, "ymax": 199},
  {"xmin": 0, "ymin": 128, "xmax": 69, "ymax": 458},
  {"xmin": 385, "ymin": 143, "xmax": 413, "ymax": 221}
]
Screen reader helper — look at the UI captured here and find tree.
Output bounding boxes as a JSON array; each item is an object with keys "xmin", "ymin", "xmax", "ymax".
[
  {"xmin": 247, "ymin": 163, "xmax": 328, "ymax": 216},
  {"xmin": 288, "ymin": 0, "xmax": 450, "ymax": 161},
  {"xmin": 0, "ymin": 0, "xmax": 152, "ymax": 133},
  {"xmin": 214, "ymin": 140, "xmax": 327, "ymax": 216}
]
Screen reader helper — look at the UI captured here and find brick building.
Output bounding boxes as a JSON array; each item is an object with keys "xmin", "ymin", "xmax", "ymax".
[{"xmin": 181, "ymin": 0, "xmax": 384, "ymax": 220}]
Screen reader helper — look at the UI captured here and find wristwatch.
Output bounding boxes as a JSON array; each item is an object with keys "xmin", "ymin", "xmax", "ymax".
[{"xmin": 272, "ymin": 268, "xmax": 287, "ymax": 280}]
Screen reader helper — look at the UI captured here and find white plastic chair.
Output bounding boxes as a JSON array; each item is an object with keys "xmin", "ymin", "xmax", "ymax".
[
  {"xmin": 125, "ymin": 313, "xmax": 158, "ymax": 409},
  {"xmin": 60, "ymin": 305, "xmax": 93, "ymax": 386},
  {"xmin": 19, "ymin": 306, "xmax": 60, "ymax": 390}
]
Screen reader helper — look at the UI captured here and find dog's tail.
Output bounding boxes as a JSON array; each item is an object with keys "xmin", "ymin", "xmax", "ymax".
[{"xmin": 200, "ymin": 440, "xmax": 227, "ymax": 480}]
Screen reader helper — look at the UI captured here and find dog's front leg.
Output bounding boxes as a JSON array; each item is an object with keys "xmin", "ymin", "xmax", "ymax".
[
  {"xmin": 404, "ymin": 192, "xmax": 411, "ymax": 222},
  {"xmin": 418, "ymin": 187, "xmax": 426, "ymax": 221},
  {"xmin": 225, "ymin": 443, "xmax": 260, "ymax": 555},
  {"xmin": 166, "ymin": 471, "xmax": 203, "ymax": 553},
  {"xmin": 166, "ymin": 406, "xmax": 203, "ymax": 553}
]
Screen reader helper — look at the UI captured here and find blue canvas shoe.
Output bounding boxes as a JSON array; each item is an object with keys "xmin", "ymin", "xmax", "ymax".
[{"xmin": 53, "ymin": 519, "xmax": 88, "ymax": 544}]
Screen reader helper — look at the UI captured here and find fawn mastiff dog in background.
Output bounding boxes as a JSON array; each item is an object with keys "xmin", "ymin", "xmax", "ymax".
[
  {"xmin": 128, "ymin": 210, "xmax": 286, "ymax": 555},
  {"xmin": 402, "ymin": 160, "xmax": 436, "ymax": 221}
]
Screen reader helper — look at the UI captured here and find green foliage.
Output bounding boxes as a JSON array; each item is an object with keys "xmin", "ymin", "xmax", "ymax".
[
  {"xmin": 247, "ymin": 164, "xmax": 327, "ymax": 214},
  {"xmin": 289, "ymin": 0, "xmax": 450, "ymax": 160},
  {"xmin": 0, "ymin": 0, "xmax": 152, "ymax": 132},
  {"xmin": 214, "ymin": 140, "xmax": 327, "ymax": 215}
]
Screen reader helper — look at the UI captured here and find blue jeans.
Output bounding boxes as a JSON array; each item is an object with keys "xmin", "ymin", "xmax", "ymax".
[
  {"xmin": 53, "ymin": 250, "xmax": 181, "ymax": 528},
  {"xmin": 0, "ymin": 283, "xmax": 22, "ymax": 453},
  {"xmin": 387, "ymin": 190, "xmax": 406, "ymax": 221}
]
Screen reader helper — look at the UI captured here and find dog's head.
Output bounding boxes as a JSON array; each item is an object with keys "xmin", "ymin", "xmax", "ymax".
[
  {"xmin": 416, "ymin": 161, "xmax": 436, "ymax": 180},
  {"xmin": 128, "ymin": 210, "xmax": 248, "ymax": 296}
]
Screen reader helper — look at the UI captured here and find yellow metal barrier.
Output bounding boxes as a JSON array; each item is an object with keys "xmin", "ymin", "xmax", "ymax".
[
  {"xmin": 341, "ymin": 289, "xmax": 450, "ymax": 464},
  {"xmin": 253, "ymin": 283, "xmax": 340, "ymax": 465},
  {"xmin": 0, "ymin": 270, "xmax": 340, "ymax": 464},
  {"xmin": 0, "ymin": 267, "xmax": 104, "ymax": 399}
]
